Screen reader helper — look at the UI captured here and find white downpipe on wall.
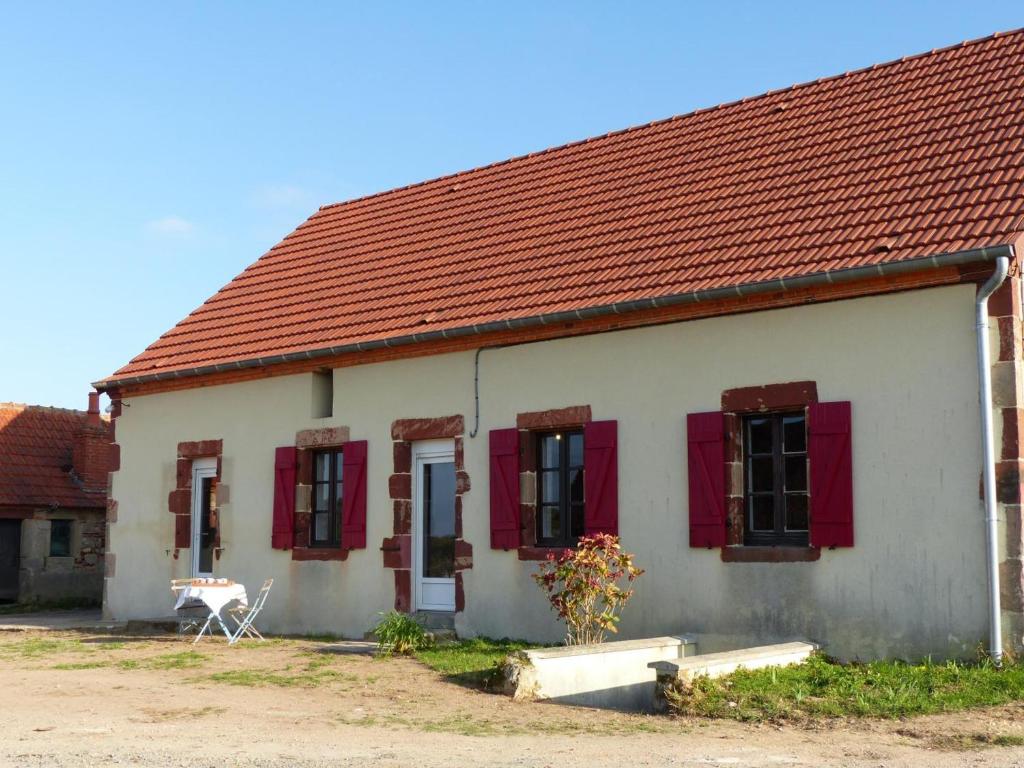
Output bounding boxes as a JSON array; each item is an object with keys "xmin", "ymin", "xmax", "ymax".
[{"xmin": 976, "ymin": 255, "xmax": 1010, "ymax": 665}]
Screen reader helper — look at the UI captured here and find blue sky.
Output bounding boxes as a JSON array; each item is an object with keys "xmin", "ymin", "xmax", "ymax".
[{"xmin": 1, "ymin": 2, "xmax": 1020, "ymax": 409}]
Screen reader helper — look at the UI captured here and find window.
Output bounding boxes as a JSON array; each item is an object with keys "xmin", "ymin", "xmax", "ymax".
[
  {"xmin": 744, "ymin": 412, "xmax": 808, "ymax": 546},
  {"xmin": 536, "ymin": 430, "xmax": 584, "ymax": 547},
  {"xmin": 422, "ymin": 460, "xmax": 456, "ymax": 578},
  {"xmin": 49, "ymin": 519, "xmax": 72, "ymax": 557},
  {"xmin": 311, "ymin": 369, "xmax": 333, "ymax": 418},
  {"xmin": 311, "ymin": 449, "xmax": 343, "ymax": 547}
]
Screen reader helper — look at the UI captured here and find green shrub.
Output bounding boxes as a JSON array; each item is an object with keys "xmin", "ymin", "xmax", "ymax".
[{"xmin": 374, "ymin": 611, "xmax": 432, "ymax": 656}]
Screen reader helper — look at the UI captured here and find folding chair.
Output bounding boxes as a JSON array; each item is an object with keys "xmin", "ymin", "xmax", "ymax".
[
  {"xmin": 228, "ymin": 578, "xmax": 273, "ymax": 645},
  {"xmin": 170, "ymin": 579, "xmax": 206, "ymax": 640}
]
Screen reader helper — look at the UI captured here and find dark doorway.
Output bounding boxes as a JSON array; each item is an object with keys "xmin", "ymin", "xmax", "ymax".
[{"xmin": 0, "ymin": 519, "xmax": 21, "ymax": 602}]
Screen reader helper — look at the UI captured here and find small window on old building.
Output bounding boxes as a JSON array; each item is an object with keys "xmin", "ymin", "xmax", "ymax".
[
  {"xmin": 311, "ymin": 448, "xmax": 343, "ymax": 547},
  {"xmin": 744, "ymin": 412, "xmax": 809, "ymax": 546},
  {"xmin": 311, "ymin": 369, "xmax": 334, "ymax": 418},
  {"xmin": 536, "ymin": 430, "xmax": 585, "ymax": 548},
  {"xmin": 49, "ymin": 520, "xmax": 72, "ymax": 557}
]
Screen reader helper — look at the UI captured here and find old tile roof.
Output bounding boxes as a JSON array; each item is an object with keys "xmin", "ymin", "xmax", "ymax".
[
  {"xmin": 0, "ymin": 404, "xmax": 109, "ymax": 509},
  {"xmin": 109, "ymin": 29, "xmax": 1024, "ymax": 382}
]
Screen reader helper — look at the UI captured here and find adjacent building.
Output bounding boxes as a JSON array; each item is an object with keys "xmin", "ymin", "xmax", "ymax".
[{"xmin": 0, "ymin": 395, "xmax": 110, "ymax": 604}]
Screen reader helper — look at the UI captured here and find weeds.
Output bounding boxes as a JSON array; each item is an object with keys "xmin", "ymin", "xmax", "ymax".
[{"xmin": 374, "ymin": 611, "xmax": 432, "ymax": 656}]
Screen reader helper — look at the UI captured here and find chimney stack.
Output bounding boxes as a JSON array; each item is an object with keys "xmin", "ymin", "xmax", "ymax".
[
  {"xmin": 87, "ymin": 391, "xmax": 101, "ymax": 427},
  {"xmin": 73, "ymin": 391, "xmax": 112, "ymax": 496}
]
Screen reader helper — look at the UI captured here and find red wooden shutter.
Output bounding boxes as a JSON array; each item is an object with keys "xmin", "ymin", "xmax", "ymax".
[
  {"xmin": 584, "ymin": 420, "xmax": 618, "ymax": 536},
  {"xmin": 687, "ymin": 411, "xmax": 726, "ymax": 548},
  {"xmin": 341, "ymin": 440, "xmax": 368, "ymax": 549},
  {"xmin": 272, "ymin": 446, "xmax": 297, "ymax": 550},
  {"xmin": 808, "ymin": 401, "xmax": 854, "ymax": 548},
  {"xmin": 489, "ymin": 428, "xmax": 520, "ymax": 549}
]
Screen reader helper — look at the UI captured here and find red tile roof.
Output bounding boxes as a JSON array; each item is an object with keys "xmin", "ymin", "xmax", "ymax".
[
  {"xmin": 108, "ymin": 30, "xmax": 1024, "ymax": 383},
  {"xmin": 0, "ymin": 404, "xmax": 110, "ymax": 509}
]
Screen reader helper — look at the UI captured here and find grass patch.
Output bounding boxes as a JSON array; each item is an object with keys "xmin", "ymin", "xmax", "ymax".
[
  {"xmin": 204, "ymin": 656, "xmax": 354, "ymax": 688},
  {"xmin": 205, "ymin": 667, "xmax": 354, "ymax": 688},
  {"xmin": 53, "ymin": 661, "xmax": 109, "ymax": 670},
  {"xmin": 666, "ymin": 653, "xmax": 1024, "ymax": 722},
  {"xmin": 0, "ymin": 637, "xmax": 85, "ymax": 658},
  {"xmin": 297, "ymin": 633, "xmax": 342, "ymax": 643},
  {"xmin": 414, "ymin": 637, "xmax": 534, "ymax": 689},
  {"xmin": 342, "ymin": 710, "xmax": 676, "ymax": 737},
  {"xmin": 118, "ymin": 651, "xmax": 206, "ymax": 671},
  {"xmin": 993, "ymin": 734, "xmax": 1024, "ymax": 747},
  {"xmin": 92, "ymin": 641, "xmax": 127, "ymax": 651},
  {"xmin": 231, "ymin": 637, "xmax": 289, "ymax": 648},
  {"xmin": 139, "ymin": 705, "xmax": 226, "ymax": 722},
  {"xmin": 921, "ymin": 731, "xmax": 1024, "ymax": 751}
]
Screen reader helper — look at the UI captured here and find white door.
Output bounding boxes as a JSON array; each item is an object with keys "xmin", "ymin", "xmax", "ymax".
[
  {"xmin": 191, "ymin": 458, "xmax": 218, "ymax": 578},
  {"xmin": 412, "ymin": 440, "xmax": 456, "ymax": 612}
]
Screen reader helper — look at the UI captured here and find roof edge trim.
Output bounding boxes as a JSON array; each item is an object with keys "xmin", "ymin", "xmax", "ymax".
[{"xmin": 94, "ymin": 244, "xmax": 1015, "ymax": 392}]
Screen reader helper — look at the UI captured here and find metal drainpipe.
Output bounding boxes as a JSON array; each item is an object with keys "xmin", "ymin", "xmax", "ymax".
[{"xmin": 976, "ymin": 255, "xmax": 1009, "ymax": 665}]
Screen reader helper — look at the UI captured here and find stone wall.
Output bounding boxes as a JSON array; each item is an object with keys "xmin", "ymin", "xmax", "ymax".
[
  {"xmin": 989, "ymin": 274, "xmax": 1024, "ymax": 651},
  {"xmin": 18, "ymin": 508, "xmax": 105, "ymax": 604}
]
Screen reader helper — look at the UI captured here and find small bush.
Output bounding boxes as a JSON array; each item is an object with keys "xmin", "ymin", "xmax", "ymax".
[
  {"xmin": 374, "ymin": 611, "xmax": 432, "ymax": 656},
  {"xmin": 532, "ymin": 533, "xmax": 643, "ymax": 645}
]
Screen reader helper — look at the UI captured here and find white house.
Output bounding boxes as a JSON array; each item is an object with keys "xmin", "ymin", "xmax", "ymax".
[{"xmin": 96, "ymin": 30, "xmax": 1024, "ymax": 660}]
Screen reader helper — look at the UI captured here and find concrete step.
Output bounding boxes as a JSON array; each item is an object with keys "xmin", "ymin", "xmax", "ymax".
[
  {"xmin": 414, "ymin": 611, "xmax": 454, "ymax": 631},
  {"xmin": 649, "ymin": 641, "xmax": 817, "ymax": 684}
]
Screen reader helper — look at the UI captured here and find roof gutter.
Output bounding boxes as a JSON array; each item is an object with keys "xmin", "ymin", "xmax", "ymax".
[{"xmin": 94, "ymin": 244, "xmax": 1015, "ymax": 391}]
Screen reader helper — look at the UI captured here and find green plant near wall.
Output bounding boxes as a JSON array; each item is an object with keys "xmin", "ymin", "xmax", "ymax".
[
  {"xmin": 374, "ymin": 611, "xmax": 433, "ymax": 656},
  {"xmin": 532, "ymin": 533, "xmax": 644, "ymax": 646}
]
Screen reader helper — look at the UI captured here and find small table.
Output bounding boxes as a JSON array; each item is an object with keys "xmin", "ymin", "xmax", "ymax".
[{"xmin": 173, "ymin": 580, "xmax": 248, "ymax": 642}]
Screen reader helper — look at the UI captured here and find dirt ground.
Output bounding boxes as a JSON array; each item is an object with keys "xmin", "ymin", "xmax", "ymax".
[{"xmin": 0, "ymin": 629, "xmax": 1022, "ymax": 767}]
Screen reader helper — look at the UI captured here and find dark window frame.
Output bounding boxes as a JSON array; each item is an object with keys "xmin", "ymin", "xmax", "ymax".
[
  {"xmin": 421, "ymin": 458, "xmax": 457, "ymax": 579},
  {"xmin": 743, "ymin": 411, "xmax": 809, "ymax": 547},
  {"xmin": 49, "ymin": 519, "xmax": 72, "ymax": 557},
  {"xmin": 197, "ymin": 475, "xmax": 217, "ymax": 573},
  {"xmin": 311, "ymin": 448, "xmax": 344, "ymax": 548},
  {"xmin": 535, "ymin": 430, "xmax": 585, "ymax": 548}
]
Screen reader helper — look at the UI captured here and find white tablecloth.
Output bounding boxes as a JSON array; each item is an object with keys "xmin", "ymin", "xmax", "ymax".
[{"xmin": 174, "ymin": 583, "xmax": 248, "ymax": 614}]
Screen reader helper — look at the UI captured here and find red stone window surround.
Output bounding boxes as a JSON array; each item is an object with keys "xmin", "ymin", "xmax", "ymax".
[
  {"xmin": 292, "ymin": 426, "xmax": 351, "ymax": 561},
  {"xmin": 720, "ymin": 383, "xmax": 820, "ymax": 563},
  {"xmin": 516, "ymin": 405, "xmax": 593, "ymax": 561},
  {"xmin": 382, "ymin": 416, "xmax": 473, "ymax": 613},
  {"xmin": 167, "ymin": 440, "xmax": 225, "ymax": 561}
]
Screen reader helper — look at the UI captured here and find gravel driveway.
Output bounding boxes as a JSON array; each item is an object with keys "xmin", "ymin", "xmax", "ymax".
[{"xmin": 0, "ymin": 628, "xmax": 1022, "ymax": 767}]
